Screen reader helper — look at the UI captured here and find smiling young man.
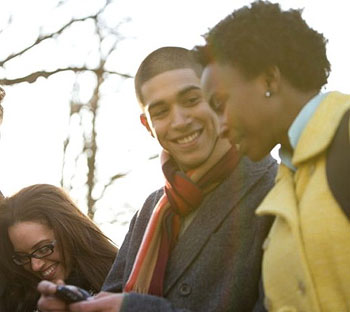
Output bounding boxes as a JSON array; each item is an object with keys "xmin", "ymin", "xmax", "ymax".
[
  {"xmin": 139, "ymin": 67, "xmax": 221, "ymax": 171},
  {"xmin": 38, "ymin": 47, "xmax": 277, "ymax": 312}
]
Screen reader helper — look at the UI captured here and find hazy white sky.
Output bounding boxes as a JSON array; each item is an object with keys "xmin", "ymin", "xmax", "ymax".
[{"xmin": 1, "ymin": 0, "xmax": 350, "ymax": 246}]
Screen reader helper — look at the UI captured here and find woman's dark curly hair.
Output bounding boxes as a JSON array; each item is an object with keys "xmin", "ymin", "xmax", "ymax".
[{"xmin": 196, "ymin": 1, "xmax": 330, "ymax": 92}]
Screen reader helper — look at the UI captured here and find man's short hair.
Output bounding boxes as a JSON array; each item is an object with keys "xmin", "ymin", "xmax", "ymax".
[
  {"xmin": 135, "ymin": 47, "xmax": 203, "ymax": 108},
  {"xmin": 195, "ymin": 0, "xmax": 330, "ymax": 92}
]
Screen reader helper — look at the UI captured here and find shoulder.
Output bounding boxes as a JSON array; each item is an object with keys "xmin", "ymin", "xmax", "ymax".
[
  {"xmin": 136, "ymin": 188, "xmax": 164, "ymax": 221},
  {"xmin": 124, "ymin": 188, "xmax": 164, "ymax": 245},
  {"xmin": 238, "ymin": 155, "xmax": 277, "ymax": 178},
  {"xmin": 143, "ymin": 187, "xmax": 164, "ymax": 208},
  {"xmin": 201, "ymin": 155, "xmax": 277, "ymax": 218},
  {"xmin": 102, "ymin": 187, "xmax": 165, "ymax": 292},
  {"xmin": 234, "ymin": 155, "xmax": 278, "ymax": 192},
  {"xmin": 326, "ymin": 109, "xmax": 350, "ymax": 218}
]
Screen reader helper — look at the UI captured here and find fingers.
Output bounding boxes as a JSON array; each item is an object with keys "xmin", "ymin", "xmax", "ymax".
[
  {"xmin": 93, "ymin": 291, "xmax": 112, "ymax": 299},
  {"xmin": 37, "ymin": 295, "xmax": 69, "ymax": 312},
  {"xmin": 37, "ymin": 280, "xmax": 60, "ymax": 296},
  {"xmin": 37, "ymin": 280, "xmax": 68, "ymax": 312},
  {"xmin": 69, "ymin": 293, "xmax": 124, "ymax": 312}
]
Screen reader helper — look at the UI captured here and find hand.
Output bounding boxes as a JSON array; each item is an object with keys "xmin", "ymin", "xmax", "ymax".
[
  {"xmin": 69, "ymin": 292, "xmax": 124, "ymax": 312},
  {"xmin": 37, "ymin": 280, "xmax": 69, "ymax": 312}
]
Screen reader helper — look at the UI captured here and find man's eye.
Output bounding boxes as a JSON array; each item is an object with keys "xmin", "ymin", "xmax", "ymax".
[
  {"xmin": 187, "ymin": 96, "xmax": 200, "ymax": 104},
  {"xmin": 210, "ymin": 96, "xmax": 226, "ymax": 113},
  {"xmin": 182, "ymin": 90, "xmax": 202, "ymax": 106},
  {"xmin": 151, "ymin": 108, "xmax": 169, "ymax": 118}
]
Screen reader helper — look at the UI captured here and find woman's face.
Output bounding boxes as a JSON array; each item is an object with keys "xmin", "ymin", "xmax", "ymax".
[
  {"xmin": 201, "ymin": 62, "xmax": 279, "ymax": 161},
  {"xmin": 8, "ymin": 221, "xmax": 69, "ymax": 283}
]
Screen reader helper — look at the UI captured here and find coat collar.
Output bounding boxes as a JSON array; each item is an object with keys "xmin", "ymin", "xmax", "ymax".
[
  {"xmin": 256, "ymin": 164, "xmax": 299, "ymax": 233},
  {"xmin": 256, "ymin": 92, "xmax": 350, "ymax": 227},
  {"xmin": 292, "ymin": 92, "xmax": 350, "ymax": 166}
]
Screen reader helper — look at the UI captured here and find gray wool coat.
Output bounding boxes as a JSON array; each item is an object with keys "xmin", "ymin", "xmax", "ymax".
[{"xmin": 103, "ymin": 155, "xmax": 277, "ymax": 312}]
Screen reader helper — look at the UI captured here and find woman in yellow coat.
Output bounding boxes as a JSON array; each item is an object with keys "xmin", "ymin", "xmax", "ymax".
[{"xmin": 196, "ymin": 1, "xmax": 350, "ymax": 311}]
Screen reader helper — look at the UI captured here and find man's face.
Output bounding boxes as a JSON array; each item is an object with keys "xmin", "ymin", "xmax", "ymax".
[
  {"xmin": 140, "ymin": 68, "xmax": 220, "ymax": 170},
  {"xmin": 201, "ymin": 63, "xmax": 278, "ymax": 161}
]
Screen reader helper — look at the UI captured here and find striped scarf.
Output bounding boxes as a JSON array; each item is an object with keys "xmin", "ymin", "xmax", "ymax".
[{"xmin": 124, "ymin": 142, "xmax": 238, "ymax": 296}]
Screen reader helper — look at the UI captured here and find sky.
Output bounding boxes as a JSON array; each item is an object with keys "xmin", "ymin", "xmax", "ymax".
[{"xmin": 1, "ymin": 0, "xmax": 350, "ymax": 246}]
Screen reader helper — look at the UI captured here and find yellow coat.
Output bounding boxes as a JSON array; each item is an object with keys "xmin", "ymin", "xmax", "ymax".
[{"xmin": 256, "ymin": 92, "xmax": 350, "ymax": 312}]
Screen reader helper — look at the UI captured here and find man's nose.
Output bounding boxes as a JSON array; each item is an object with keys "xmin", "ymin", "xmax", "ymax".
[
  {"xmin": 171, "ymin": 106, "xmax": 191, "ymax": 129},
  {"xmin": 30, "ymin": 257, "xmax": 46, "ymax": 272}
]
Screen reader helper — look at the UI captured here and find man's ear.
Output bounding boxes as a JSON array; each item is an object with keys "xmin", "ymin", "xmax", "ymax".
[{"xmin": 140, "ymin": 114, "xmax": 154, "ymax": 137}]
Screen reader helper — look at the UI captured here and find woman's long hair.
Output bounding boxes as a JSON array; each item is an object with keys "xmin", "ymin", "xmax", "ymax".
[{"xmin": 0, "ymin": 184, "xmax": 118, "ymax": 311}]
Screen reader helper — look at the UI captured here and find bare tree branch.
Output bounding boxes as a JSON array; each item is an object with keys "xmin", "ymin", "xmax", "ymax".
[
  {"xmin": 0, "ymin": 67, "xmax": 132, "ymax": 85},
  {"xmin": 0, "ymin": 15, "xmax": 13, "ymax": 36},
  {"xmin": 95, "ymin": 172, "xmax": 128, "ymax": 203},
  {"xmin": 0, "ymin": 15, "xmax": 97, "ymax": 67},
  {"xmin": 149, "ymin": 154, "xmax": 159, "ymax": 160},
  {"xmin": 2, "ymin": 0, "xmax": 138, "ymax": 224},
  {"xmin": 0, "ymin": 0, "xmax": 115, "ymax": 68},
  {"xmin": 85, "ymin": 64, "xmax": 103, "ymax": 219}
]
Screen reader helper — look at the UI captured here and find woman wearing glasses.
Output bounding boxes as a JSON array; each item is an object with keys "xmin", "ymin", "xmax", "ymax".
[{"xmin": 0, "ymin": 184, "xmax": 118, "ymax": 312}]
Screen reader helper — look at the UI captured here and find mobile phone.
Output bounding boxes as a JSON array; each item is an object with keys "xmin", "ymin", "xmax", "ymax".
[{"xmin": 55, "ymin": 285, "xmax": 91, "ymax": 303}]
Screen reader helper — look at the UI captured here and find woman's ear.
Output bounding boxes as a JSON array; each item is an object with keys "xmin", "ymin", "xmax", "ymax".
[
  {"xmin": 263, "ymin": 66, "xmax": 281, "ymax": 94},
  {"xmin": 140, "ymin": 114, "xmax": 154, "ymax": 137}
]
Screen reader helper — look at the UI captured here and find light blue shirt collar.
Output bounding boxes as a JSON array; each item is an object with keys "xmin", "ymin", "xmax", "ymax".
[{"xmin": 279, "ymin": 92, "xmax": 327, "ymax": 171}]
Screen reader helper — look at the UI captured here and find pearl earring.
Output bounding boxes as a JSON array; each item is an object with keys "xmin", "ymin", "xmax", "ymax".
[{"xmin": 265, "ymin": 91, "xmax": 271, "ymax": 98}]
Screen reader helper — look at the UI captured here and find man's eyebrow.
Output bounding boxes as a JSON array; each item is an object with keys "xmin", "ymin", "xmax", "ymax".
[
  {"xmin": 147, "ymin": 86, "xmax": 201, "ymax": 111},
  {"xmin": 148, "ymin": 100, "xmax": 167, "ymax": 112},
  {"xmin": 177, "ymin": 85, "xmax": 201, "ymax": 98}
]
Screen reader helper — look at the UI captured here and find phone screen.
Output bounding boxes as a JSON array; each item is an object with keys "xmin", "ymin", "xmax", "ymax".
[{"xmin": 55, "ymin": 285, "xmax": 91, "ymax": 303}]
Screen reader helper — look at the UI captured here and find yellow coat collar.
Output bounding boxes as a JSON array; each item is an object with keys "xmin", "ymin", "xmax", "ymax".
[
  {"xmin": 256, "ymin": 164, "xmax": 299, "ymax": 231},
  {"xmin": 292, "ymin": 91, "xmax": 350, "ymax": 166},
  {"xmin": 256, "ymin": 91, "xmax": 350, "ymax": 223}
]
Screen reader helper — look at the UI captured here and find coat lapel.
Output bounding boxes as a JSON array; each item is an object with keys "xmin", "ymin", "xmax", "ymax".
[
  {"xmin": 164, "ymin": 155, "xmax": 275, "ymax": 294},
  {"xmin": 256, "ymin": 164, "xmax": 299, "ymax": 234}
]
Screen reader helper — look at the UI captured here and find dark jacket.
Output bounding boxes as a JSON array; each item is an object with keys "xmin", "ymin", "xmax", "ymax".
[
  {"xmin": 0, "ymin": 271, "xmax": 5, "ymax": 312},
  {"xmin": 0, "ymin": 269, "xmax": 96, "ymax": 312},
  {"xmin": 103, "ymin": 155, "xmax": 277, "ymax": 312}
]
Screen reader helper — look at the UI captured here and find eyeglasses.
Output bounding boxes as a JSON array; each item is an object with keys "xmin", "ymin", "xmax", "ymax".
[{"xmin": 12, "ymin": 241, "xmax": 56, "ymax": 266}]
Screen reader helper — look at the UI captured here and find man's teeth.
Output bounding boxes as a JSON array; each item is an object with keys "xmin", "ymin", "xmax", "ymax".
[
  {"xmin": 42, "ymin": 266, "xmax": 55, "ymax": 278},
  {"xmin": 177, "ymin": 131, "xmax": 200, "ymax": 144}
]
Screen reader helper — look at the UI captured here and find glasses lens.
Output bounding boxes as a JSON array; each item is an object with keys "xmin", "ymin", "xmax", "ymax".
[
  {"xmin": 12, "ymin": 241, "xmax": 55, "ymax": 266},
  {"xmin": 12, "ymin": 255, "xmax": 30, "ymax": 265},
  {"xmin": 33, "ymin": 244, "xmax": 54, "ymax": 258}
]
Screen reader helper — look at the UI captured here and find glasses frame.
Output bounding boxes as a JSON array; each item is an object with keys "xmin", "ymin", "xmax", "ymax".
[{"xmin": 12, "ymin": 240, "xmax": 57, "ymax": 266}]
